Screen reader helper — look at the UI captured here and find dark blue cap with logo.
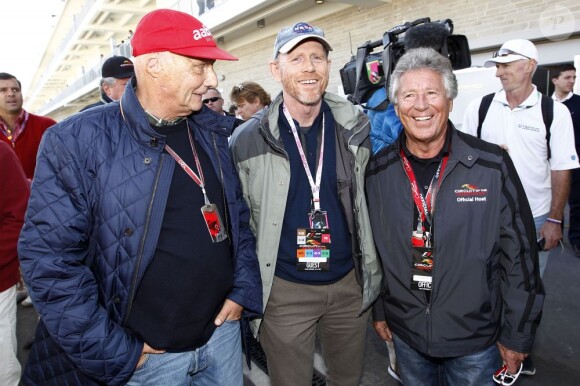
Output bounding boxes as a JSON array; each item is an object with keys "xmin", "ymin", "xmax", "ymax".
[{"xmin": 273, "ymin": 22, "xmax": 332, "ymax": 59}]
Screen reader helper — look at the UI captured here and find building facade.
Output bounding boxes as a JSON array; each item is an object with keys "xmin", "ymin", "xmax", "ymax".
[{"xmin": 28, "ymin": 0, "xmax": 580, "ymax": 122}]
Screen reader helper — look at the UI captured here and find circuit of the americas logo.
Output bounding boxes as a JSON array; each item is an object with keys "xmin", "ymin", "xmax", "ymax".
[
  {"xmin": 366, "ymin": 60, "xmax": 382, "ymax": 84},
  {"xmin": 454, "ymin": 183, "xmax": 488, "ymax": 202}
]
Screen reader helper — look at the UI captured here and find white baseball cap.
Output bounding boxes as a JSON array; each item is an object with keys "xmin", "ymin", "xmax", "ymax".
[{"xmin": 484, "ymin": 39, "xmax": 538, "ymax": 67}]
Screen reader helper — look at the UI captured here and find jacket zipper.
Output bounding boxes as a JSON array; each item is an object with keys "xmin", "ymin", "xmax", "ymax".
[
  {"xmin": 211, "ymin": 133, "xmax": 231, "ymax": 245},
  {"xmin": 123, "ymin": 154, "xmax": 165, "ymax": 324},
  {"xmin": 425, "ymin": 294, "xmax": 432, "ymax": 354}
]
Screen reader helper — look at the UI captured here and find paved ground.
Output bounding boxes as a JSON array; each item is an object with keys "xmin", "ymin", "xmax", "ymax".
[
  {"xmin": 356, "ymin": 241, "xmax": 580, "ymax": 386},
  {"xmin": 17, "ymin": 234, "xmax": 580, "ymax": 385}
]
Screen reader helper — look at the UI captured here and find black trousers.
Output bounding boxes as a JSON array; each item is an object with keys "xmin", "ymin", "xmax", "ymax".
[{"xmin": 568, "ymin": 168, "xmax": 580, "ymax": 247}]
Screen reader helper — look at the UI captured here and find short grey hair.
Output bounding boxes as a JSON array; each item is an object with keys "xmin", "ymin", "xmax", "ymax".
[
  {"xmin": 205, "ymin": 87, "xmax": 222, "ymax": 97},
  {"xmin": 389, "ymin": 47, "xmax": 458, "ymax": 104},
  {"xmin": 101, "ymin": 77, "xmax": 117, "ymax": 86}
]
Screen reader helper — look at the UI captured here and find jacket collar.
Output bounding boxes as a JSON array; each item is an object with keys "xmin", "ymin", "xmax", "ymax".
[
  {"xmin": 393, "ymin": 121, "xmax": 478, "ymax": 168},
  {"xmin": 100, "ymin": 87, "xmax": 113, "ymax": 105},
  {"xmin": 259, "ymin": 91, "xmax": 370, "ymax": 147},
  {"xmin": 119, "ymin": 78, "xmax": 236, "ymax": 146}
]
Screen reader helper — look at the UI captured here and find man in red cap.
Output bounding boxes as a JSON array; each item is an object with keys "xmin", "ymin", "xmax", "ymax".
[{"xmin": 18, "ymin": 9, "xmax": 261, "ymax": 386}]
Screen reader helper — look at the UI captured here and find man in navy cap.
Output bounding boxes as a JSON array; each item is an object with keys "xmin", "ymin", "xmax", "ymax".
[
  {"xmin": 80, "ymin": 55, "xmax": 135, "ymax": 111},
  {"xmin": 230, "ymin": 22, "xmax": 381, "ymax": 386}
]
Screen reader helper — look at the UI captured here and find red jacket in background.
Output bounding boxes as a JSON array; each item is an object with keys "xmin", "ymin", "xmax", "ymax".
[
  {"xmin": 0, "ymin": 141, "xmax": 30, "ymax": 291},
  {"xmin": 0, "ymin": 112, "xmax": 56, "ymax": 179}
]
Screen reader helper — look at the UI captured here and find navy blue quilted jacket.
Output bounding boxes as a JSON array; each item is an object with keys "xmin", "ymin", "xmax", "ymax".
[{"xmin": 18, "ymin": 82, "xmax": 262, "ymax": 385}]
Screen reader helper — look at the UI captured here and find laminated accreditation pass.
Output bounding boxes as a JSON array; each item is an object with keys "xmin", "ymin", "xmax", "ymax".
[{"xmin": 296, "ymin": 228, "xmax": 331, "ymax": 271}]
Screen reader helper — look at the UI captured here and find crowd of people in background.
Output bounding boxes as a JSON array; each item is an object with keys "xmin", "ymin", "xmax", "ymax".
[
  {"xmin": 2, "ymin": 6, "xmax": 580, "ymax": 386},
  {"xmin": 229, "ymin": 81, "xmax": 271, "ymax": 121},
  {"xmin": 0, "ymin": 72, "xmax": 56, "ymax": 386}
]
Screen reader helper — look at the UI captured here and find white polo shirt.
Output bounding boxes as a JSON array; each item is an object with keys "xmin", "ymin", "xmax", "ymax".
[{"xmin": 461, "ymin": 86, "xmax": 579, "ymax": 217}]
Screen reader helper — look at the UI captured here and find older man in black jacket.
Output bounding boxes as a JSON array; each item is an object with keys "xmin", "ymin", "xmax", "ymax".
[{"xmin": 366, "ymin": 48, "xmax": 544, "ymax": 386}]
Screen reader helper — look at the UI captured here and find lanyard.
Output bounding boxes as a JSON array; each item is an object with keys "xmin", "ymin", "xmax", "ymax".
[
  {"xmin": 399, "ymin": 149, "xmax": 448, "ymax": 228},
  {"xmin": 282, "ymin": 104, "xmax": 325, "ymax": 211},
  {"xmin": 165, "ymin": 125, "xmax": 210, "ymax": 205}
]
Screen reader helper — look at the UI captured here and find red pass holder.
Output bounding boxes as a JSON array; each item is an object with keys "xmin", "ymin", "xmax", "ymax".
[{"xmin": 201, "ymin": 203, "xmax": 228, "ymax": 243}]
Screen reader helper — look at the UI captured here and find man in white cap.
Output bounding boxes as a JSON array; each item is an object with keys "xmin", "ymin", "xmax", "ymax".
[
  {"xmin": 230, "ymin": 22, "xmax": 381, "ymax": 386},
  {"xmin": 460, "ymin": 39, "xmax": 578, "ymax": 375}
]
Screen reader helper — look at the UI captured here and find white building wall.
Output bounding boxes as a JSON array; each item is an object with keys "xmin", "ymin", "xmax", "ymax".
[
  {"xmin": 211, "ymin": 0, "xmax": 579, "ymax": 110},
  {"xmin": 41, "ymin": 0, "xmax": 580, "ymax": 120}
]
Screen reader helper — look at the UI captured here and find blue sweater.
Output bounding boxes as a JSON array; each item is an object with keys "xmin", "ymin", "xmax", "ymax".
[{"xmin": 276, "ymin": 102, "xmax": 353, "ymax": 284}]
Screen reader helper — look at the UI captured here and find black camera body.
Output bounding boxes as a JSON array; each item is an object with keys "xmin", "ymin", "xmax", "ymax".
[{"xmin": 340, "ymin": 17, "xmax": 471, "ymax": 107}]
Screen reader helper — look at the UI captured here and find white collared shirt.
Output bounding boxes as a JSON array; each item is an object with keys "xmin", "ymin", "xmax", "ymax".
[
  {"xmin": 461, "ymin": 86, "xmax": 579, "ymax": 217},
  {"xmin": 552, "ymin": 91, "xmax": 574, "ymax": 103}
]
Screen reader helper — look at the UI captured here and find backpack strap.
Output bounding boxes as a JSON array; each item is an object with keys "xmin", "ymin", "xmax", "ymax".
[
  {"xmin": 477, "ymin": 93, "xmax": 495, "ymax": 138},
  {"xmin": 478, "ymin": 93, "xmax": 554, "ymax": 160},
  {"xmin": 541, "ymin": 95, "xmax": 554, "ymax": 160}
]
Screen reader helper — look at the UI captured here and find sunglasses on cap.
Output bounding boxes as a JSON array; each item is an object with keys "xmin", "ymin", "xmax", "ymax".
[
  {"xmin": 492, "ymin": 363, "xmax": 522, "ymax": 386},
  {"xmin": 492, "ymin": 48, "xmax": 530, "ymax": 59},
  {"xmin": 203, "ymin": 97, "xmax": 221, "ymax": 104}
]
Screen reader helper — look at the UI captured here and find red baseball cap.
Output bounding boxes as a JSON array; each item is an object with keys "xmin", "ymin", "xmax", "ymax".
[{"xmin": 131, "ymin": 9, "xmax": 237, "ymax": 61}]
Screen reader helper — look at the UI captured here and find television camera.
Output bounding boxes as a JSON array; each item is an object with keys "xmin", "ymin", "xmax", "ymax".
[{"xmin": 340, "ymin": 17, "xmax": 471, "ymax": 109}]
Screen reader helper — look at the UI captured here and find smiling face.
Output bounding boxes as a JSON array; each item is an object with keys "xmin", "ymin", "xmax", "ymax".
[
  {"xmin": 0, "ymin": 78, "xmax": 24, "ymax": 115},
  {"xmin": 394, "ymin": 68, "xmax": 452, "ymax": 156},
  {"xmin": 270, "ymin": 40, "xmax": 330, "ymax": 108}
]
